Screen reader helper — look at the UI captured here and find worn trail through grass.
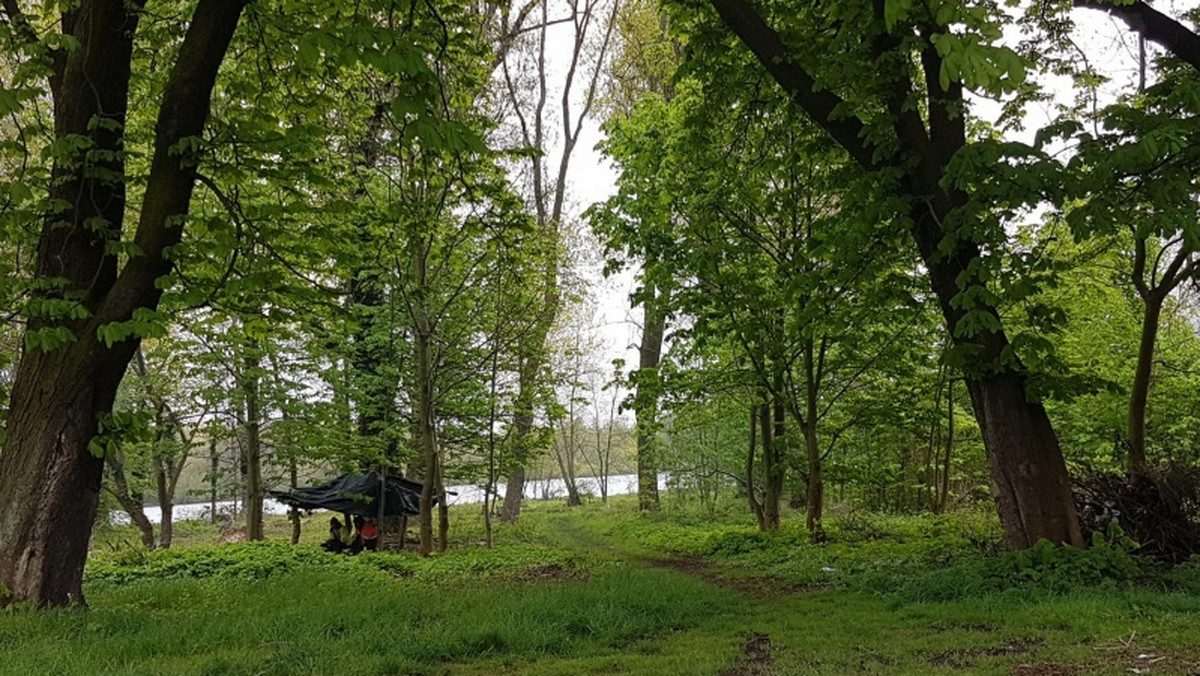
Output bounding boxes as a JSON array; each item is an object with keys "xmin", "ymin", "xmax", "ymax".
[{"xmin": 514, "ymin": 507, "xmax": 1200, "ymax": 676}]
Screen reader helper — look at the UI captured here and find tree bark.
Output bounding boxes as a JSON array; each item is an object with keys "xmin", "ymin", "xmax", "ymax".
[
  {"xmin": 552, "ymin": 431, "xmax": 584, "ymax": 506},
  {"xmin": 436, "ymin": 468, "xmax": 449, "ymax": 553},
  {"xmin": 1075, "ymin": 1, "xmax": 1200, "ymax": 73},
  {"xmin": 763, "ymin": 374, "xmax": 786, "ymax": 531},
  {"xmin": 413, "ymin": 244, "xmax": 439, "ymax": 556},
  {"xmin": 800, "ymin": 343, "xmax": 823, "ymax": 537},
  {"xmin": 635, "ymin": 283, "xmax": 667, "ymax": 510},
  {"xmin": 496, "ymin": 0, "xmax": 615, "ymax": 521},
  {"xmin": 105, "ymin": 452, "xmax": 157, "ymax": 550},
  {"xmin": 746, "ymin": 403, "xmax": 765, "ymax": 530},
  {"xmin": 803, "ymin": 421, "xmax": 823, "ymax": 537},
  {"xmin": 242, "ymin": 351, "xmax": 264, "ymax": 541},
  {"xmin": 938, "ymin": 378, "xmax": 954, "ymax": 514},
  {"xmin": 1128, "ymin": 297, "xmax": 1162, "ymax": 474},
  {"xmin": 153, "ymin": 454, "xmax": 174, "ymax": 549},
  {"xmin": 209, "ymin": 437, "xmax": 220, "ymax": 524},
  {"xmin": 500, "ymin": 357, "xmax": 535, "ymax": 522},
  {"xmin": 288, "ymin": 458, "xmax": 301, "ymax": 545},
  {"xmin": 0, "ymin": 0, "xmax": 246, "ymax": 607}
]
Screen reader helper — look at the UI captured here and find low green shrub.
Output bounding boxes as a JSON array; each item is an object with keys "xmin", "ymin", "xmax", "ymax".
[
  {"xmin": 85, "ymin": 539, "xmax": 593, "ymax": 587},
  {"xmin": 86, "ymin": 541, "xmax": 354, "ymax": 584},
  {"xmin": 887, "ymin": 529, "xmax": 1145, "ymax": 602},
  {"xmin": 1165, "ymin": 553, "xmax": 1200, "ymax": 585}
]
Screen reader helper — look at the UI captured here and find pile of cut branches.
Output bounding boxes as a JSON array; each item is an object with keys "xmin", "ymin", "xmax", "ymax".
[{"xmin": 1074, "ymin": 464, "xmax": 1200, "ymax": 564}]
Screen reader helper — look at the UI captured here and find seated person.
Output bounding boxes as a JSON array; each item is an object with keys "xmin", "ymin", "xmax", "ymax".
[
  {"xmin": 321, "ymin": 516, "xmax": 345, "ymax": 553},
  {"xmin": 349, "ymin": 515, "xmax": 366, "ymax": 554},
  {"xmin": 362, "ymin": 517, "xmax": 379, "ymax": 551}
]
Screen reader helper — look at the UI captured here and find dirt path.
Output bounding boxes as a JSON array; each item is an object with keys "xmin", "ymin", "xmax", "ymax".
[
  {"xmin": 545, "ymin": 515, "xmax": 806, "ymax": 600},
  {"xmin": 544, "ymin": 516, "xmax": 788, "ymax": 675}
]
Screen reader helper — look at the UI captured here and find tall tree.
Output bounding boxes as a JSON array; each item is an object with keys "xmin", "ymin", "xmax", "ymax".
[
  {"xmin": 0, "ymin": 0, "xmax": 474, "ymax": 606},
  {"xmin": 690, "ymin": 0, "xmax": 1084, "ymax": 547},
  {"xmin": 600, "ymin": 0, "xmax": 680, "ymax": 511},
  {"xmin": 0, "ymin": 0, "xmax": 247, "ymax": 607},
  {"xmin": 1057, "ymin": 61, "xmax": 1200, "ymax": 474},
  {"xmin": 492, "ymin": 0, "xmax": 620, "ymax": 522}
]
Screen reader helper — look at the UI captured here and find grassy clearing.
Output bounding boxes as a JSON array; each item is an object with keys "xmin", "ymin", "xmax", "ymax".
[
  {"xmin": 5, "ymin": 496, "xmax": 1200, "ymax": 675},
  {"xmin": 4, "ymin": 558, "xmax": 735, "ymax": 675}
]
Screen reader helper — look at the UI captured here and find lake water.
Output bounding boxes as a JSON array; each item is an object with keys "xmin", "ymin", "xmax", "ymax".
[{"xmin": 112, "ymin": 473, "xmax": 661, "ymax": 524}]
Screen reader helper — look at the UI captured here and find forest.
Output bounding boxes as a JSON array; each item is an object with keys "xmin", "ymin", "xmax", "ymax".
[{"xmin": 3, "ymin": 0, "xmax": 1200, "ymax": 672}]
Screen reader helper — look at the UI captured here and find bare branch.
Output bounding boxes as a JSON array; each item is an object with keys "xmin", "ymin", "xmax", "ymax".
[{"xmin": 1076, "ymin": 1, "xmax": 1200, "ymax": 73}]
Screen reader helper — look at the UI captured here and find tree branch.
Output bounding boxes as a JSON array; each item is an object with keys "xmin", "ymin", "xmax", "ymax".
[
  {"xmin": 97, "ymin": 0, "xmax": 247, "ymax": 326},
  {"xmin": 1, "ymin": 0, "xmax": 39, "ymax": 48},
  {"xmin": 707, "ymin": 0, "xmax": 877, "ymax": 169},
  {"xmin": 1076, "ymin": 1, "xmax": 1200, "ymax": 73}
]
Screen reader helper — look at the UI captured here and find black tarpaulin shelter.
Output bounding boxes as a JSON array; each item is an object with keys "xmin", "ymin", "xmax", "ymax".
[{"xmin": 269, "ymin": 473, "xmax": 429, "ymax": 517}]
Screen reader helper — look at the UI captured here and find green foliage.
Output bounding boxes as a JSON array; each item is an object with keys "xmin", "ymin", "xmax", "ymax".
[
  {"xmin": 86, "ymin": 541, "xmax": 350, "ymax": 584},
  {"xmin": 87, "ymin": 409, "xmax": 153, "ymax": 459},
  {"xmin": 84, "ymin": 538, "xmax": 595, "ymax": 587},
  {"xmin": 1162, "ymin": 557, "xmax": 1200, "ymax": 595}
]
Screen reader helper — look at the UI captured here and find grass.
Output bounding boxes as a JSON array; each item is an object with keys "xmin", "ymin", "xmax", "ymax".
[
  {"xmin": 2, "ymin": 566, "xmax": 731, "ymax": 676},
  {"xmin": 5, "ymin": 495, "xmax": 1200, "ymax": 675}
]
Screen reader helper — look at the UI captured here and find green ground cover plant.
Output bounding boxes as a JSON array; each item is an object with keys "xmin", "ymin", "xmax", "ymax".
[{"xmin": 5, "ymin": 498, "xmax": 1200, "ymax": 675}]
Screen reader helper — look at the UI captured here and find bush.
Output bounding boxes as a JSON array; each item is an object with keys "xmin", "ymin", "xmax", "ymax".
[
  {"xmin": 85, "ymin": 539, "xmax": 592, "ymax": 587},
  {"xmin": 890, "ymin": 527, "xmax": 1144, "ymax": 602},
  {"xmin": 1162, "ymin": 562, "xmax": 1200, "ymax": 598},
  {"xmin": 85, "ymin": 541, "xmax": 355, "ymax": 584}
]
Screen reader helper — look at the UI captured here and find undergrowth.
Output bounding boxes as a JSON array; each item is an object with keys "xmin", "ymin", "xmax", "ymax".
[
  {"xmin": 5, "ymin": 498, "xmax": 1200, "ymax": 675},
  {"xmin": 86, "ymin": 539, "xmax": 591, "ymax": 586},
  {"xmin": 566, "ymin": 497, "xmax": 1198, "ymax": 602}
]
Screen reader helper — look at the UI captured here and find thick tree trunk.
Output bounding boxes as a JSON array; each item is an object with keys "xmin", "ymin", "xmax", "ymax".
[
  {"xmin": 0, "ymin": 374, "xmax": 116, "ymax": 606},
  {"xmin": 0, "ymin": 0, "xmax": 141, "ymax": 607},
  {"xmin": 500, "ymin": 356, "xmax": 536, "ymax": 522},
  {"xmin": 0, "ymin": 0, "xmax": 246, "ymax": 607},
  {"xmin": 960, "ymin": 372, "xmax": 1080, "ymax": 547},
  {"xmin": 913, "ymin": 207, "xmax": 1081, "ymax": 548},
  {"xmin": 500, "ymin": 466, "xmax": 526, "ymax": 521},
  {"xmin": 1128, "ymin": 296, "xmax": 1163, "ymax": 474}
]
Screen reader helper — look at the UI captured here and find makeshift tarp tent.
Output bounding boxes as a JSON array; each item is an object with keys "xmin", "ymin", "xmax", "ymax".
[{"xmin": 268, "ymin": 473, "xmax": 429, "ymax": 517}]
